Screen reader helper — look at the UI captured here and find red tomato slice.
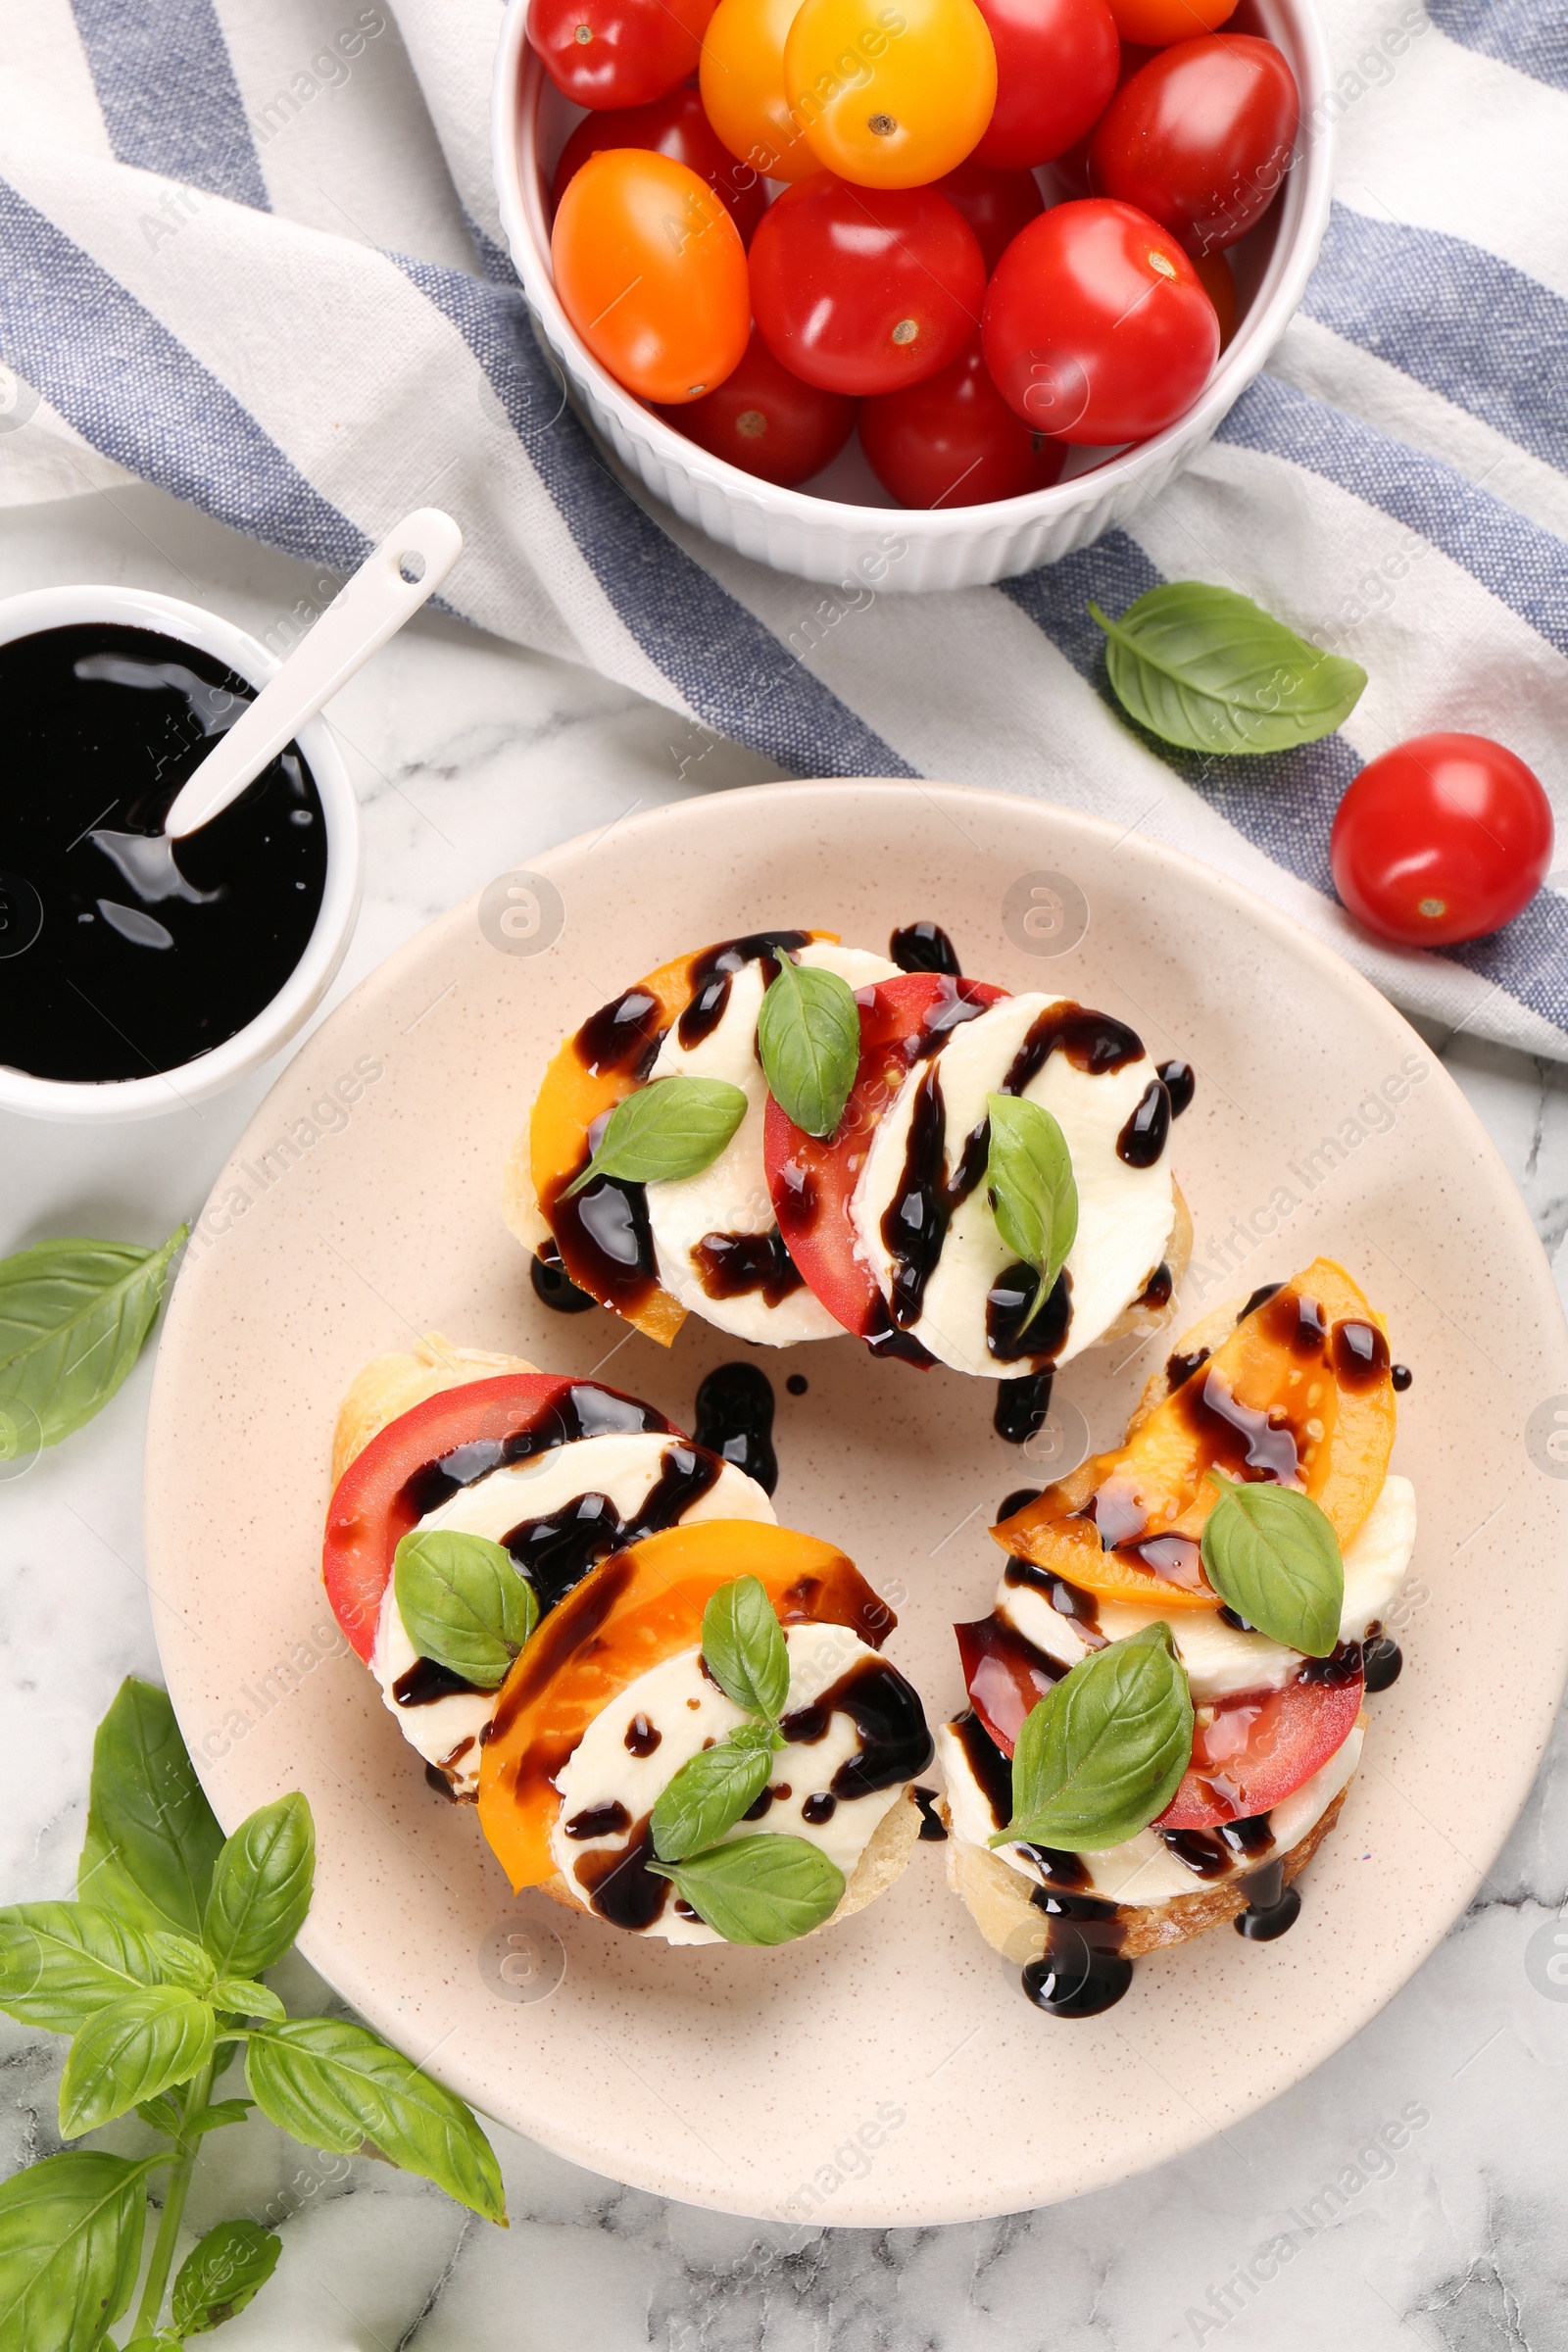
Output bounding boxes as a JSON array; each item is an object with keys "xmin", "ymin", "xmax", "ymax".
[
  {"xmin": 957, "ymin": 1620, "xmax": 1363, "ymax": 1830},
  {"xmin": 322, "ymin": 1374, "xmax": 677, "ymax": 1659},
  {"xmin": 1155, "ymin": 1669, "xmax": 1363, "ymax": 1829},
  {"xmin": 762, "ymin": 972, "xmax": 1006, "ymax": 1348}
]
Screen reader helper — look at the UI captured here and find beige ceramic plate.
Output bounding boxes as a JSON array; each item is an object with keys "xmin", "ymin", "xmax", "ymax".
[{"xmin": 147, "ymin": 782, "xmax": 1568, "ymax": 2226}]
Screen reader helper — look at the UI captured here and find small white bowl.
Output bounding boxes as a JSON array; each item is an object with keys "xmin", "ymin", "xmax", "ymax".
[
  {"xmin": 0, "ymin": 584, "xmax": 361, "ymax": 1124},
  {"xmin": 492, "ymin": 0, "xmax": 1334, "ymax": 593}
]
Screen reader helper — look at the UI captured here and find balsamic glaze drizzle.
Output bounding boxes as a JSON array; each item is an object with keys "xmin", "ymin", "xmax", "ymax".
[
  {"xmin": 889, "ymin": 920, "xmax": 961, "ymax": 976},
  {"xmin": 693, "ymin": 1362, "xmax": 779, "ymax": 1494},
  {"xmin": 1158, "ymin": 1059, "xmax": 1196, "ymax": 1117},
  {"xmin": 994, "ymin": 1369, "xmax": 1057, "ymax": 1446},
  {"xmin": 692, "ymin": 1227, "xmax": 806, "ymax": 1306},
  {"xmin": 530, "ymin": 1242, "xmax": 596, "ymax": 1314}
]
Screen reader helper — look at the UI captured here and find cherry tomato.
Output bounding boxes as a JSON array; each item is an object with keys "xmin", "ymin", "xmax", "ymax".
[
  {"xmin": 1053, "ymin": 39, "xmax": 1153, "ymax": 193},
  {"xmin": 552, "ymin": 84, "xmax": 767, "ymax": 242},
  {"xmin": 785, "ymin": 0, "xmax": 997, "ymax": 189},
  {"xmin": 657, "ymin": 328, "xmax": 857, "ymax": 483},
  {"xmin": 1193, "ymin": 247, "xmax": 1236, "ymax": 346},
  {"xmin": 1105, "ymin": 0, "xmax": 1237, "ymax": 43},
  {"xmin": 1330, "ymin": 734, "xmax": 1555, "ymax": 949},
  {"xmin": 860, "ymin": 339, "xmax": 1068, "ymax": 506},
  {"xmin": 553, "ymin": 149, "xmax": 750, "ymax": 403},
  {"xmin": 934, "ymin": 157, "xmax": 1044, "ymax": 272},
  {"xmin": 982, "ymin": 197, "xmax": 1218, "ymax": 443},
  {"xmin": 321, "ymin": 1375, "xmax": 677, "ymax": 1656},
  {"xmin": 750, "ymin": 175, "xmax": 986, "ymax": 395},
  {"xmin": 1154, "ymin": 1671, "xmax": 1364, "ymax": 1830},
  {"xmin": 1090, "ymin": 34, "xmax": 1298, "ymax": 255},
  {"xmin": 700, "ymin": 0, "xmax": 824, "ymax": 181},
  {"xmin": 528, "ymin": 0, "xmax": 716, "ymax": 109},
  {"xmin": 970, "ymin": 0, "xmax": 1118, "ymax": 168},
  {"xmin": 764, "ymin": 972, "xmax": 1006, "ymax": 1339}
]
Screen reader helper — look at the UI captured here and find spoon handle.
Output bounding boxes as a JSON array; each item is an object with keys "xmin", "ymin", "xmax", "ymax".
[{"xmin": 164, "ymin": 509, "xmax": 463, "ymax": 841}]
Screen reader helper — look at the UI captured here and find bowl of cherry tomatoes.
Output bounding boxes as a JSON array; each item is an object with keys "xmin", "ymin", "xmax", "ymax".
[{"xmin": 492, "ymin": 0, "xmax": 1333, "ymax": 592}]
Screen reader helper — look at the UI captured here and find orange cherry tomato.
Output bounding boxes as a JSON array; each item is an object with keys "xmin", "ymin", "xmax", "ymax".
[
  {"xmin": 701, "ymin": 0, "xmax": 825, "ymax": 182},
  {"xmin": 785, "ymin": 0, "xmax": 997, "ymax": 189},
  {"xmin": 1104, "ymin": 0, "xmax": 1237, "ymax": 43},
  {"xmin": 551, "ymin": 149, "xmax": 750, "ymax": 404}
]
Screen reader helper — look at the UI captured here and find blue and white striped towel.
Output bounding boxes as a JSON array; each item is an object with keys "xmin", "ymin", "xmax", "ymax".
[{"xmin": 2, "ymin": 0, "xmax": 1565, "ymax": 1055}]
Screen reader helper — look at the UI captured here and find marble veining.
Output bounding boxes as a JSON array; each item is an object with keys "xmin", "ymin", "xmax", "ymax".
[{"xmin": 3, "ymin": 485, "xmax": 1568, "ymax": 2349}]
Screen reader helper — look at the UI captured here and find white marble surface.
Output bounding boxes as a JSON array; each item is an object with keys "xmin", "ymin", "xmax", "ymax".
[{"xmin": 5, "ymin": 482, "xmax": 1568, "ymax": 2351}]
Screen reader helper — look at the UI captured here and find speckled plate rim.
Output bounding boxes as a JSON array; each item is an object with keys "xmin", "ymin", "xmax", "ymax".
[{"xmin": 145, "ymin": 781, "xmax": 1568, "ymax": 2224}]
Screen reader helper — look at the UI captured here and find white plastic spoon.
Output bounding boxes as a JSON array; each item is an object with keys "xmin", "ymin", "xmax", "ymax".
[{"xmin": 162, "ymin": 507, "xmax": 463, "ymax": 841}]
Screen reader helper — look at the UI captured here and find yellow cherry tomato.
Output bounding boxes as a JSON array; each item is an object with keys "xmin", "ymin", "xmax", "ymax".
[
  {"xmin": 700, "ymin": 0, "xmax": 824, "ymax": 183},
  {"xmin": 784, "ymin": 0, "xmax": 996, "ymax": 189},
  {"xmin": 551, "ymin": 150, "xmax": 750, "ymax": 404}
]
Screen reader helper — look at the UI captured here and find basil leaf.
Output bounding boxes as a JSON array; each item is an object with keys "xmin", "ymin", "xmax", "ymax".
[
  {"xmin": 562, "ymin": 1076, "xmax": 748, "ymax": 1198},
  {"xmin": 649, "ymin": 1834, "xmax": 845, "ymax": 1945},
  {"xmin": 185, "ymin": 2098, "xmax": 254, "ymax": 2138},
  {"xmin": 144, "ymin": 1931, "xmax": 215, "ymax": 1995},
  {"xmin": 393, "ymin": 1530, "xmax": 537, "ymax": 1690},
  {"xmin": 701, "ymin": 1576, "xmax": 790, "ymax": 1721},
  {"xmin": 651, "ymin": 1738, "xmax": 774, "ymax": 1864},
  {"xmin": 994, "ymin": 1622, "xmax": 1194, "ymax": 1853},
  {"xmin": 78, "ymin": 1678, "xmax": 224, "ymax": 1941},
  {"xmin": 986, "ymin": 1094, "xmax": 1078, "ymax": 1332},
  {"xmin": 0, "ymin": 2150, "xmax": 153, "ymax": 2352},
  {"xmin": 1200, "ymin": 1474, "xmax": 1345, "ymax": 1656},
  {"xmin": 59, "ymin": 1987, "xmax": 216, "ymax": 2138},
  {"xmin": 244, "ymin": 2018, "xmax": 506, "ymax": 2224},
  {"xmin": 0, "ymin": 1903, "xmax": 167, "ymax": 2034},
  {"xmin": 211, "ymin": 1977, "xmax": 286, "ymax": 2022},
  {"xmin": 1090, "ymin": 583, "xmax": 1367, "ymax": 757},
  {"xmin": 0, "ymin": 1227, "xmax": 186, "ymax": 1452},
  {"xmin": 202, "ymin": 1793, "xmax": 315, "ymax": 1980},
  {"xmin": 758, "ymin": 959, "xmax": 860, "ymax": 1139},
  {"xmin": 136, "ymin": 2095, "xmax": 182, "ymax": 2136},
  {"xmin": 171, "ymin": 2217, "xmax": 281, "ymax": 2335}
]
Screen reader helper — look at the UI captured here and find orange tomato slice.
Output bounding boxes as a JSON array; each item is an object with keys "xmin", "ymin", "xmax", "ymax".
[
  {"xmin": 993, "ymin": 1256, "xmax": 1396, "ymax": 1612},
  {"xmin": 476, "ymin": 1518, "xmax": 891, "ymax": 1891},
  {"xmin": 528, "ymin": 931, "xmax": 834, "ymax": 1346}
]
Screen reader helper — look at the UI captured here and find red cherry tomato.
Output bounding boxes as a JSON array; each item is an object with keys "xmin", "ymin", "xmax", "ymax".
[
  {"xmin": 528, "ymin": 0, "xmax": 716, "ymax": 109},
  {"xmin": 552, "ymin": 84, "xmax": 766, "ymax": 242},
  {"xmin": 1330, "ymin": 733, "xmax": 1555, "ymax": 949},
  {"xmin": 982, "ymin": 197, "xmax": 1218, "ymax": 442},
  {"xmin": 1106, "ymin": 0, "xmax": 1237, "ymax": 42},
  {"xmin": 750, "ymin": 176, "xmax": 986, "ymax": 396},
  {"xmin": 1089, "ymin": 35, "xmax": 1299, "ymax": 255},
  {"xmin": 1154, "ymin": 1671, "xmax": 1364, "ymax": 1830},
  {"xmin": 934, "ymin": 158, "xmax": 1044, "ymax": 273},
  {"xmin": 860, "ymin": 339, "xmax": 1068, "ymax": 507},
  {"xmin": 656, "ymin": 328, "xmax": 856, "ymax": 483},
  {"xmin": 764, "ymin": 972, "xmax": 1006, "ymax": 1340},
  {"xmin": 970, "ymin": 0, "xmax": 1119, "ymax": 168},
  {"xmin": 321, "ymin": 1376, "xmax": 678, "ymax": 1656},
  {"xmin": 1054, "ymin": 40, "xmax": 1153, "ymax": 193}
]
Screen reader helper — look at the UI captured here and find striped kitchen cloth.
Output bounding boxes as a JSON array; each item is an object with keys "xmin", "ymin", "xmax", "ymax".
[{"xmin": 1, "ymin": 0, "xmax": 1565, "ymax": 1054}]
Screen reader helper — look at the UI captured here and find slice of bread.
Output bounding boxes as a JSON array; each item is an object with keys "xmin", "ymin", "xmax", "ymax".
[
  {"xmin": 943, "ymin": 1786, "xmax": 1349, "ymax": 1963},
  {"xmin": 331, "ymin": 1332, "xmax": 538, "ymax": 1487}
]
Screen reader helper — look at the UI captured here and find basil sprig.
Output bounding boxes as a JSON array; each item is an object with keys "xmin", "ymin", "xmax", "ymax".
[
  {"xmin": 992, "ymin": 1623, "xmax": 1194, "ymax": 1853},
  {"xmin": 563, "ymin": 1075, "xmax": 747, "ymax": 1197},
  {"xmin": 644, "ymin": 1577, "xmax": 847, "ymax": 1942},
  {"xmin": 757, "ymin": 957, "xmax": 860, "ymax": 1138},
  {"xmin": 393, "ymin": 1529, "xmax": 538, "ymax": 1689},
  {"xmin": 985, "ymin": 1093, "xmax": 1078, "ymax": 1332},
  {"xmin": 1090, "ymin": 582, "xmax": 1367, "ymax": 757},
  {"xmin": 0, "ymin": 1225, "xmax": 186, "ymax": 1457},
  {"xmin": 1200, "ymin": 1472, "xmax": 1345, "ymax": 1656},
  {"xmin": 0, "ymin": 1680, "xmax": 505, "ymax": 2351}
]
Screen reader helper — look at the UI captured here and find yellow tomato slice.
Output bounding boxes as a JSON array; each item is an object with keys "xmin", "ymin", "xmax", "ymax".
[
  {"xmin": 476, "ymin": 1518, "xmax": 891, "ymax": 1891},
  {"xmin": 994, "ymin": 1257, "xmax": 1396, "ymax": 1612}
]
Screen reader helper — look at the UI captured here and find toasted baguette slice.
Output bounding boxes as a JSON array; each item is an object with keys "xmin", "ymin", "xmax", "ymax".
[
  {"xmin": 943, "ymin": 1786, "xmax": 1348, "ymax": 1961},
  {"xmin": 535, "ymin": 1782, "xmax": 925, "ymax": 1936},
  {"xmin": 331, "ymin": 1332, "xmax": 539, "ymax": 1488}
]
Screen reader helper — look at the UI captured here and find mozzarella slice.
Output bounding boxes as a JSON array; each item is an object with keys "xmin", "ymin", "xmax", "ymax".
[
  {"xmin": 850, "ymin": 991, "xmax": 1175, "ymax": 1377},
  {"xmin": 644, "ymin": 942, "xmax": 898, "ymax": 1347},
  {"xmin": 370, "ymin": 1434, "xmax": 775, "ymax": 1794},
  {"xmin": 939, "ymin": 1714, "xmax": 1364, "ymax": 1905},
  {"xmin": 551, "ymin": 1621, "xmax": 906, "ymax": 1944},
  {"xmin": 995, "ymin": 1473, "xmax": 1417, "ymax": 1702}
]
